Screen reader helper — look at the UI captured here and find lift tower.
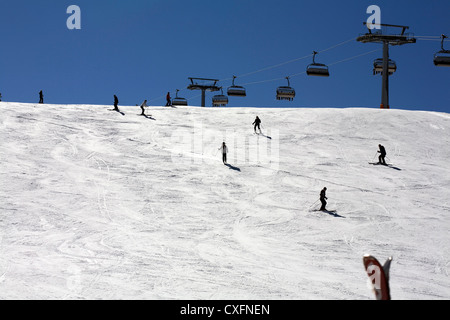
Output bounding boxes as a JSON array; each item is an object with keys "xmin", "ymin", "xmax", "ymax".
[
  {"xmin": 187, "ymin": 78, "xmax": 221, "ymax": 107},
  {"xmin": 357, "ymin": 23, "xmax": 416, "ymax": 109}
]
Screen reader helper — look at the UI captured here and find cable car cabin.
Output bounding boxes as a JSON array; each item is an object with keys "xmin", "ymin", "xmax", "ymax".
[
  {"xmin": 434, "ymin": 35, "xmax": 450, "ymax": 67},
  {"xmin": 306, "ymin": 64, "xmax": 330, "ymax": 77},
  {"xmin": 373, "ymin": 58, "xmax": 397, "ymax": 75},
  {"xmin": 227, "ymin": 76, "xmax": 247, "ymax": 97},
  {"xmin": 212, "ymin": 94, "xmax": 228, "ymax": 107},
  {"xmin": 276, "ymin": 86, "xmax": 296, "ymax": 101},
  {"xmin": 172, "ymin": 89, "xmax": 188, "ymax": 106},
  {"xmin": 434, "ymin": 52, "xmax": 450, "ymax": 67}
]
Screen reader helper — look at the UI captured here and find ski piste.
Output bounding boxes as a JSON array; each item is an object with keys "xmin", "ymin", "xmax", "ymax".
[{"xmin": 363, "ymin": 255, "xmax": 393, "ymax": 300}]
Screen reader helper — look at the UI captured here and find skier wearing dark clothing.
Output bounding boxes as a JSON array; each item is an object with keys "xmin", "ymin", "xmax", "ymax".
[
  {"xmin": 114, "ymin": 95, "xmax": 119, "ymax": 111},
  {"xmin": 140, "ymin": 100, "xmax": 148, "ymax": 116},
  {"xmin": 39, "ymin": 90, "xmax": 44, "ymax": 104},
  {"xmin": 166, "ymin": 92, "xmax": 171, "ymax": 107},
  {"xmin": 218, "ymin": 142, "xmax": 228, "ymax": 164},
  {"xmin": 253, "ymin": 116, "xmax": 262, "ymax": 134},
  {"xmin": 320, "ymin": 187, "xmax": 328, "ymax": 211},
  {"xmin": 378, "ymin": 144, "xmax": 387, "ymax": 165}
]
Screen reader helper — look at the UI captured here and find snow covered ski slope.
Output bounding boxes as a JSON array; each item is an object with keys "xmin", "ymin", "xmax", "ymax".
[{"xmin": 0, "ymin": 102, "xmax": 449, "ymax": 300}]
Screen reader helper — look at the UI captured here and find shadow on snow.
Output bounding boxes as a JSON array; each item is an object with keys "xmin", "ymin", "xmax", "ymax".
[{"xmin": 225, "ymin": 163, "xmax": 241, "ymax": 172}]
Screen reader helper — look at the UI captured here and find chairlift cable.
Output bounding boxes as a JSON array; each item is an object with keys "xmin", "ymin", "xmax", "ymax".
[
  {"xmin": 415, "ymin": 35, "xmax": 447, "ymax": 38},
  {"xmin": 240, "ymin": 48, "xmax": 381, "ymax": 86},
  {"xmin": 219, "ymin": 37, "xmax": 358, "ymax": 82},
  {"xmin": 416, "ymin": 38, "xmax": 450, "ymax": 42},
  {"xmin": 316, "ymin": 37, "xmax": 358, "ymax": 54},
  {"xmin": 327, "ymin": 49, "xmax": 381, "ymax": 67}
]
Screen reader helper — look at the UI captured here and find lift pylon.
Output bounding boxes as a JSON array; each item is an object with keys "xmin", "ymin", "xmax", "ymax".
[
  {"xmin": 187, "ymin": 78, "xmax": 221, "ymax": 107},
  {"xmin": 357, "ymin": 23, "xmax": 416, "ymax": 109}
]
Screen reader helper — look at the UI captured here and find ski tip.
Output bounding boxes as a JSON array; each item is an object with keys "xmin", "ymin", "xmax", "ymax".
[{"xmin": 363, "ymin": 254, "xmax": 380, "ymax": 265}]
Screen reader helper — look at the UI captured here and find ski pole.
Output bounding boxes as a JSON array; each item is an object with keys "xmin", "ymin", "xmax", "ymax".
[
  {"xmin": 309, "ymin": 199, "xmax": 320, "ymax": 209},
  {"xmin": 372, "ymin": 152, "xmax": 378, "ymax": 161}
]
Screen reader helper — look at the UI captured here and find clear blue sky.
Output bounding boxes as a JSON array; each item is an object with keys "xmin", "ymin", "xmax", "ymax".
[{"xmin": 0, "ymin": 0, "xmax": 449, "ymax": 112}]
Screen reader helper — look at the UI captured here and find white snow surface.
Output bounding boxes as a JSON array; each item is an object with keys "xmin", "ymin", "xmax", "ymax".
[{"xmin": 0, "ymin": 102, "xmax": 449, "ymax": 300}]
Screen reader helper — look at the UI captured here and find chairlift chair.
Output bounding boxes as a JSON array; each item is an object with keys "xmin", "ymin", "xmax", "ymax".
[
  {"xmin": 172, "ymin": 89, "xmax": 188, "ymax": 106},
  {"xmin": 434, "ymin": 34, "xmax": 450, "ymax": 67},
  {"xmin": 276, "ymin": 77, "xmax": 296, "ymax": 101},
  {"xmin": 212, "ymin": 88, "xmax": 229, "ymax": 107},
  {"xmin": 373, "ymin": 58, "xmax": 397, "ymax": 75},
  {"xmin": 227, "ymin": 76, "xmax": 247, "ymax": 97},
  {"xmin": 306, "ymin": 51, "xmax": 330, "ymax": 77}
]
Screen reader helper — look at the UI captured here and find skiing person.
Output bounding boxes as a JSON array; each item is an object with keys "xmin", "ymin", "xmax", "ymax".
[
  {"xmin": 140, "ymin": 99, "xmax": 148, "ymax": 116},
  {"xmin": 166, "ymin": 92, "xmax": 171, "ymax": 107},
  {"xmin": 218, "ymin": 142, "xmax": 228, "ymax": 164},
  {"xmin": 39, "ymin": 90, "xmax": 44, "ymax": 104},
  {"xmin": 252, "ymin": 116, "xmax": 262, "ymax": 134},
  {"xmin": 114, "ymin": 95, "xmax": 119, "ymax": 111},
  {"xmin": 0, "ymin": 92, "xmax": 2, "ymax": 102},
  {"xmin": 378, "ymin": 144, "xmax": 387, "ymax": 165},
  {"xmin": 320, "ymin": 187, "xmax": 328, "ymax": 211}
]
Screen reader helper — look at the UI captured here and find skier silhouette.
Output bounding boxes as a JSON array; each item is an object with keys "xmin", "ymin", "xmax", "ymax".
[
  {"xmin": 140, "ymin": 100, "xmax": 148, "ymax": 116},
  {"xmin": 114, "ymin": 95, "xmax": 119, "ymax": 111},
  {"xmin": 252, "ymin": 116, "xmax": 262, "ymax": 134},
  {"xmin": 320, "ymin": 187, "xmax": 328, "ymax": 211},
  {"xmin": 218, "ymin": 142, "xmax": 228, "ymax": 164},
  {"xmin": 39, "ymin": 90, "xmax": 44, "ymax": 104},
  {"xmin": 166, "ymin": 92, "xmax": 172, "ymax": 107},
  {"xmin": 0, "ymin": 92, "xmax": 2, "ymax": 102},
  {"xmin": 378, "ymin": 144, "xmax": 387, "ymax": 165}
]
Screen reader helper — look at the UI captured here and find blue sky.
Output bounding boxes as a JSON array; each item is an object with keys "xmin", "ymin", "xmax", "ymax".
[{"xmin": 0, "ymin": 0, "xmax": 449, "ymax": 112}]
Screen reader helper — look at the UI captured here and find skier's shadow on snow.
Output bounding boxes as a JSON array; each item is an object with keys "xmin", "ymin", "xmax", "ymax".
[
  {"xmin": 381, "ymin": 165, "xmax": 402, "ymax": 171},
  {"xmin": 141, "ymin": 114, "xmax": 156, "ymax": 120},
  {"xmin": 256, "ymin": 133, "xmax": 272, "ymax": 140},
  {"xmin": 322, "ymin": 210, "xmax": 345, "ymax": 218},
  {"xmin": 369, "ymin": 163, "xmax": 402, "ymax": 171},
  {"xmin": 225, "ymin": 163, "xmax": 241, "ymax": 172},
  {"xmin": 109, "ymin": 109, "xmax": 125, "ymax": 116}
]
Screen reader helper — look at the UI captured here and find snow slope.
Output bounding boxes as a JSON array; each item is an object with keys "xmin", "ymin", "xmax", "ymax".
[{"xmin": 0, "ymin": 102, "xmax": 449, "ymax": 300}]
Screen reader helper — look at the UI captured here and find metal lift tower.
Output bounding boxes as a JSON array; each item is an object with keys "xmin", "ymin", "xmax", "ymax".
[
  {"xmin": 357, "ymin": 23, "xmax": 416, "ymax": 109},
  {"xmin": 187, "ymin": 78, "xmax": 221, "ymax": 107}
]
